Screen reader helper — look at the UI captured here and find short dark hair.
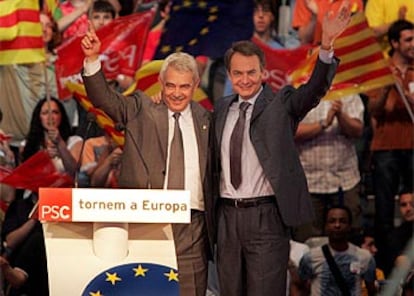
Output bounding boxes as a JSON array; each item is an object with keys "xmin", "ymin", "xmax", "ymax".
[
  {"xmin": 92, "ymin": 0, "xmax": 116, "ymax": 19},
  {"xmin": 324, "ymin": 205, "xmax": 353, "ymax": 226},
  {"xmin": 254, "ymin": 0, "xmax": 277, "ymax": 17},
  {"xmin": 224, "ymin": 40, "xmax": 266, "ymax": 72},
  {"xmin": 387, "ymin": 19, "xmax": 414, "ymax": 56},
  {"xmin": 158, "ymin": 0, "xmax": 171, "ymax": 13}
]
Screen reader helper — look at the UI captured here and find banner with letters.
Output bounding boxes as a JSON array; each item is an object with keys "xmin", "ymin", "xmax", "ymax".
[
  {"xmin": 39, "ymin": 188, "xmax": 190, "ymax": 295},
  {"xmin": 55, "ymin": 9, "xmax": 155, "ymax": 99}
]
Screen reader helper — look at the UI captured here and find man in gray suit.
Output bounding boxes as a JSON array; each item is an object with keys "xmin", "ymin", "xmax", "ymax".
[
  {"xmin": 80, "ymin": 24, "xmax": 214, "ymax": 296},
  {"xmin": 214, "ymin": 1, "xmax": 352, "ymax": 295}
]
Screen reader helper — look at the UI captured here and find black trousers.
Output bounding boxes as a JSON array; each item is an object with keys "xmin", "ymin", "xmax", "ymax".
[{"xmin": 217, "ymin": 200, "xmax": 290, "ymax": 296}]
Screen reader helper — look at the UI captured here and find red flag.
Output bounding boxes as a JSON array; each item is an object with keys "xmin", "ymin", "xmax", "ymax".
[
  {"xmin": 0, "ymin": 151, "xmax": 73, "ymax": 192},
  {"xmin": 55, "ymin": 9, "xmax": 155, "ymax": 98}
]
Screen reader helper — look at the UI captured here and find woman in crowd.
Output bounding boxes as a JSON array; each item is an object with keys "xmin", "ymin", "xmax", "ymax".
[{"xmin": 0, "ymin": 97, "xmax": 81, "ymax": 296}]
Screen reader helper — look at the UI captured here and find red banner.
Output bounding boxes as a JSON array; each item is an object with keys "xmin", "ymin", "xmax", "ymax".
[
  {"xmin": 253, "ymin": 37, "xmax": 312, "ymax": 92},
  {"xmin": 55, "ymin": 9, "xmax": 155, "ymax": 99}
]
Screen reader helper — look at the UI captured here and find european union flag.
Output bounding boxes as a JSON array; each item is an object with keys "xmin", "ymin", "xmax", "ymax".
[
  {"xmin": 82, "ymin": 263, "xmax": 179, "ymax": 295},
  {"xmin": 154, "ymin": 0, "xmax": 254, "ymax": 59}
]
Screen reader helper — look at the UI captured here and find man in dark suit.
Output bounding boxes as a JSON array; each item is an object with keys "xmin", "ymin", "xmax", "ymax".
[
  {"xmin": 80, "ymin": 23, "xmax": 214, "ymax": 296},
  {"xmin": 213, "ymin": 1, "xmax": 352, "ymax": 295}
]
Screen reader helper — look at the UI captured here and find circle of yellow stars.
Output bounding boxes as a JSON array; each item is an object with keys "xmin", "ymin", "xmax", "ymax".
[
  {"xmin": 88, "ymin": 265, "xmax": 179, "ymax": 296},
  {"xmin": 159, "ymin": 0, "xmax": 218, "ymax": 55}
]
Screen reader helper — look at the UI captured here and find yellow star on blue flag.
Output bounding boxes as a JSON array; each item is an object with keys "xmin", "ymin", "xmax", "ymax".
[{"xmin": 154, "ymin": 0, "xmax": 254, "ymax": 59}]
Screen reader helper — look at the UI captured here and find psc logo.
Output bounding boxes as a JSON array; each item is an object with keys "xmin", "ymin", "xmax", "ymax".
[
  {"xmin": 40, "ymin": 205, "xmax": 71, "ymax": 221},
  {"xmin": 39, "ymin": 188, "xmax": 73, "ymax": 221}
]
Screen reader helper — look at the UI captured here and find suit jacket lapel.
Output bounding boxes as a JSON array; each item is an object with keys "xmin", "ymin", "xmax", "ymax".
[
  {"xmin": 251, "ymin": 86, "xmax": 272, "ymax": 123},
  {"xmin": 191, "ymin": 101, "xmax": 209, "ymax": 182}
]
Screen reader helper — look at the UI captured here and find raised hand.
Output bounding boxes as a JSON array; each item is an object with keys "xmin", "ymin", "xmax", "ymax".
[
  {"xmin": 46, "ymin": 128, "xmax": 61, "ymax": 146},
  {"xmin": 81, "ymin": 21, "xmax": 101, "ymax": 62},
  {"xmin": 150, "ymin": 91, "xmax": 163, "ymax": 104},
  {"xmin": 321, "ymin": 0, "xmax": 352, "ymax": 48}
]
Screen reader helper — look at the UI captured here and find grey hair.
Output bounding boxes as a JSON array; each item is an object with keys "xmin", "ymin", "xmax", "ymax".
[{"xmin": 159, "ymin": 52, "xmax": 200, "ymax": 83}]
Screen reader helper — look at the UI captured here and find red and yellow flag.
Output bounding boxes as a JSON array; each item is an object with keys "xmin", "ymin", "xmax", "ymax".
[
  {"xmin": 0, "ymin": 0, "xmax": 45, "ymax": 65},
  {"xmin": 66, "ymin": 81, "xmax": 125, "ymax": 147},
  {"xmin": 290, "ymin": 12, "xmax": 395, "ymax": 100}
]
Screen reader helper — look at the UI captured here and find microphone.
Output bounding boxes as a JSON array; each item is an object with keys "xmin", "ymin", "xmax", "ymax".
[
  {"xmin": 74, "ymin": 112, "xmax": 96, "ymax": 188},
  {"xmin": 115, "ymin": 123, "xmax": 151, "ymax": 189}
]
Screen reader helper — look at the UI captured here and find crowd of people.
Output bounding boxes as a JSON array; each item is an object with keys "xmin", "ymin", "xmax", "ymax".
[{"xmin": 0, "ymin": 0, "xmax": 413, "ymax": 295}]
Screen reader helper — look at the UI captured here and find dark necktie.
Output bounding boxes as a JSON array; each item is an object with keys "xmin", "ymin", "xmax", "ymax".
[
  {"xmin": 167, "ymin": 112, "xmax": 184, "ymax": 189},
  {"xmin": 230, "ymin": 102, "xmax": 250, "ymax": 189}
]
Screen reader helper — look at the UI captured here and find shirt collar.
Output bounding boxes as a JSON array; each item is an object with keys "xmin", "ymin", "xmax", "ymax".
[
  {"xmin": 236, "ymin": 85, "xmax": 263, "ymax": 106},
  {"xmin": 168, "ymin": 103, "xmax": 191, "ymax": 118}
]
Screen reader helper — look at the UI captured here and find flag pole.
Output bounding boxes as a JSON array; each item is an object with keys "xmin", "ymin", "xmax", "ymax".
[{"xmin": 395, "ymin": 82, "xmax": 414, "ymax": 124}]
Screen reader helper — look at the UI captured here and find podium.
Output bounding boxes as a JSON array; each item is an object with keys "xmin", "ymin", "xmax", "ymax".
[{"xmin": 39, "ymin": 188, "xmax": 191, "ymax": 296}]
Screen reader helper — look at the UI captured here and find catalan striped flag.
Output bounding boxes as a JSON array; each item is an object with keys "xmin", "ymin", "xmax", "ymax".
[
  {"xmin": 66, "ymin": 82, "xmax": 125, "ymax": 147},
  {"xmin": 290, "ymin": 12, "xmax": 395, "ymax": 101},
  {"xmin": 0, "ymin": 0, "xmax": 45, "ymax": 65}
]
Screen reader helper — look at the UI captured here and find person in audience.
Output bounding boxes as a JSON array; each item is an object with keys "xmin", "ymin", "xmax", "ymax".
[
  {"xmin": 90, "ymin": 0, "xmax": 117, "ymax": 31},
  {"xmin": 3, "ymin": 98, "xmax": 80, "ymax": 252},
  {"xmin": 352, "ymin": 228, "xmax": 386, "ymax": 295},
  {"xmin": 222, "ymin": 0, "xmax": 288, "ymax": 97},
  {"xmin": 59, "ymin": 0, "xmax": 94, "ymax": 39},
  {"xmin": 20, "ymin": 97, "xmax": 81, "ymax": 175},
  {"xmin": 0, "ymin": 231, "xmax": 48, "ymax": 296},
  {"xmin": 1, "ymin": 97, "xmax": 80, "ymax": 296},
  {"xmin": 77, "ymin": 126, "xmax": 107, "ymax": 186},
  {"xmin": 293, "ymin": 94, "xmax": 364, "ymax": 242},
  {"xmin": 388, "ymin": 191, "xmax": 414, "ymax": 271},
  {"xmin": 40, "ymin": 11, "xmax": 80, "ymax": 131},
  {"xmin": 298, "ymin": 205, "xmax": 377, "ymax": 295},
  {"xmin": 292, "ymin": 0, "xmax": 364, "ymax": 45},
  {"xmin": 252, "ymin": 0, "xmax": 284, "ymax": 49},
  {"xmin": 365, "ymin": 19, "xmax": 414, "ymax": 274},
  {"xmin": 287, "ymin": 240, "xmax": 310, "ymax": 295},
  {"xmin": 89, "ymin": 134, "xmax": 122, "ymax": 188},
  {"xmin": 365, "ymin": 0, "xmax": 414, "ymax": 54},
  {"xmin": 88, "ymin": 0, "xmax": 134, "ymax": 91}
]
